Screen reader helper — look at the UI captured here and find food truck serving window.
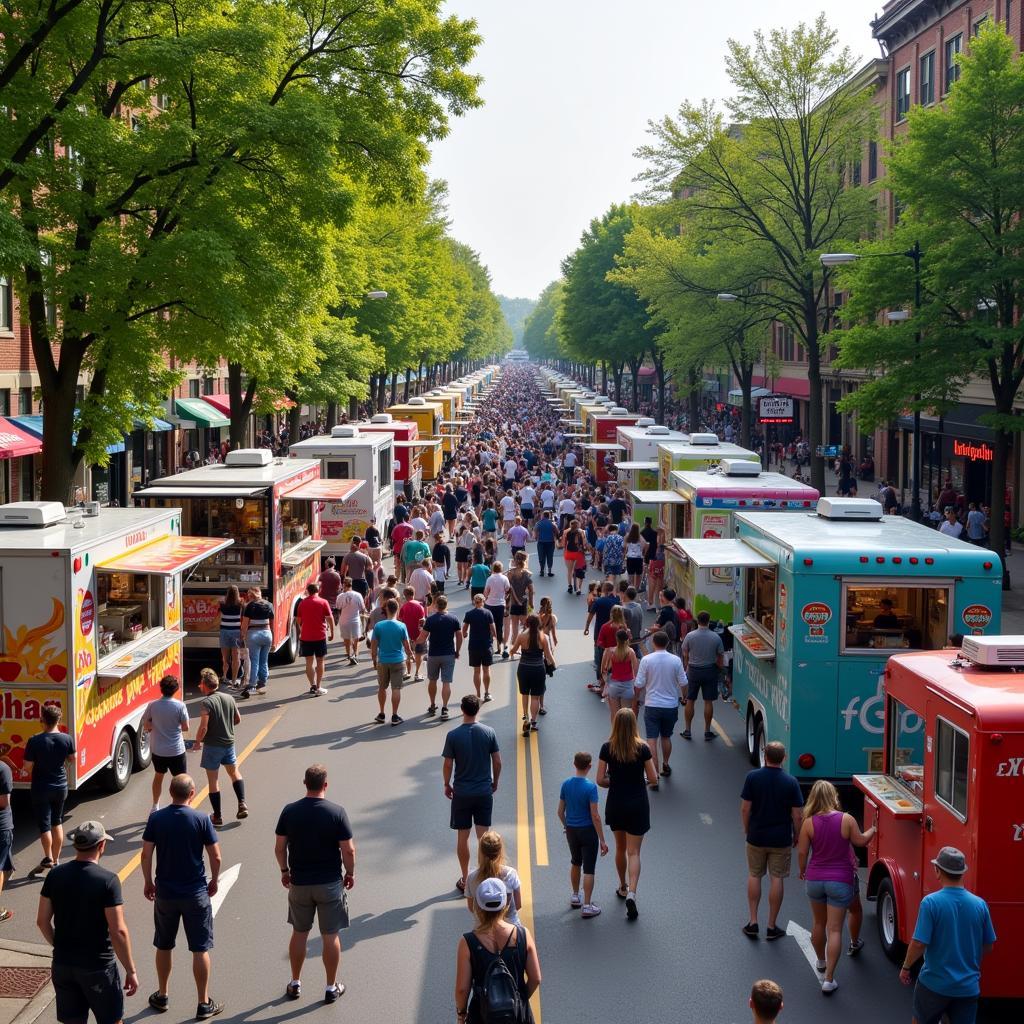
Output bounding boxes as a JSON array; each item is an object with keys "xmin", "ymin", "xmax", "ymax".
[
  {"xmin": 378, "ymin": 446, "xmax": 391, "ymax": 488},
  {"xmin": 182, "ymin": 498, "xmax": 268, "ymax": 587},
  {"xmin": 841, "ymin": 584, "xmax": 951, "ymax": 654},
  {"xmin": 744, "ymin": 567, "xmax": 777, "ymax": 643},
  {"xmin": 325, "ymin": 459, "xmax": 353, "ymax": 480},
  {"xmin": 280, "ymin": 498, "xmax": 313, "ymax": 547},
  {"xmin": 886, "ymin": 696, "xmax": 925, "ymax": 795},
  {"xmin": 935, "ymin": 717, "xmax": 969, "ymax": 821},
  {"xmin": 96, "ymin": 571, "xmax": 165, "ymax": 660}
]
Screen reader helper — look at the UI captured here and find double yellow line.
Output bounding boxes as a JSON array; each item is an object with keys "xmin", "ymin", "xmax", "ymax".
[{"xmin": 514, "ymin": 699, "xmax": 547, "ymax": 1023}]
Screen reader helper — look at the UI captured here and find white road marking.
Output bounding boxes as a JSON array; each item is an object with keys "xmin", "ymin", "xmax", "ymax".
[
  {"xmin": 211, "ymin": 863, "xmax": 241, "ymax": 917},
  {"xmin": 787, "ymin": 919, "xmax": 823, "ymax": 977},
  {"xmin": 699, "ymin": 813, "xmax": 713, "ymax": 826}
]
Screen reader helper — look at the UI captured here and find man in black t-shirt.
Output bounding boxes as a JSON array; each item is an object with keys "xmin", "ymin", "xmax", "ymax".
[
  {"xmin": 24, "ymin": 704, "xmax": 75, "ymax": 877},
  {"xmin": 418, "ymin": 594, "xmax": 462, "ymax": 722},
  {"xmin": 274, "ymin": 764, "xmax": 355, "ymax": 1003},
  {"xmin": 607, "ymin": 491, "xmax": 628, "ymax": 526},
  {"xmin": 461, "ymin": 595, "xmax": 497, "ymax": 700},
  {"xmin": 38, "ymin": 820, "xmax": 139, "ymax": 1024}
]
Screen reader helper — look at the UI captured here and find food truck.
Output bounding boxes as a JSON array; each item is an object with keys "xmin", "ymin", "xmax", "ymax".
[
  {"xmin": 854, "ymin": 636, "xmax": 1024, "ymax": 998},
  {"xmin": 673, "ymin": 498, "xmax": 1002, "ymax": 780},
  {"xmin": 657, "ymin": 434, "xmax": 760, "ymax": 490},
  {"xmin": 0, "ymin": 501, "xmax": 234, "ymax": 791},
  {"xmin": 665, "ymin": 462, "xmax": 819, "ymax": 621},
  {"xmin": 135, "ymin": 450, "xmax": 361, "ymax": 662},
  {"xmin": 583, "ymin": 407, "xmax": 641, "ymax": 484},
  {"xmin": 616, "ymin": 420, "xmax": 689, "ymax": 466},
  {"xmin": 288, "ymin": 426, "xmax": 394, "ymax": 556},
  {"xmin": 385, "ymin": 397, "xmax": 445, "ymax": 479}
]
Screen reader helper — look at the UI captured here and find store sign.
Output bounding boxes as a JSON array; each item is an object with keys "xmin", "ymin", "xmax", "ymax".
[
  {"xmin": 758, "ymin": 395, "xmax": 794, "ymax": 424},
  {"xmin": 953, "ymin": 439, "xmax": 993, "ymax": 462}
]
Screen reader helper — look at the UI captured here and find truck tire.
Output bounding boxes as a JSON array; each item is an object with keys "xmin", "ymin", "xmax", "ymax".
[
  {"xmin": 274, "ymin": 614, "xmax": 300, "ymax": 665},
  {"xmin": 104, "ymin": 729, "xmax": 134, "ymax": 793},
  {"xmin": 876, "ymin": 876, "xmax": 906, "ymax": 963},
  {"xmin": 745, "ymin": 709, "xmax": 764, "ymax": 767},
  {"xmin": 133, "ymin": 727, "xmax": 152, "ymax": 770}
]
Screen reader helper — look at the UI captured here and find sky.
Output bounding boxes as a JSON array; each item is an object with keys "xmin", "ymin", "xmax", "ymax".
[{"xmin": 428, "ymin": 1, "xmax": 882, "ymax": 301}]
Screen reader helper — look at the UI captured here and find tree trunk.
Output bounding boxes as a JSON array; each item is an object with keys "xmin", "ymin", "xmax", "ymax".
[
  {"xmin": 227, "ymin": 362, "xmax": 255, "ymax": 449},
  {"xmin": 349, "ymin": 395, "xmax": 359, "ymax": 421},
  {"xmin": 628, "ymin": 358, "xmax": 641, "ymax": 411},
  {"xmin": 376, "ymin": 373, "xmax": 387, "ymax": 412},
  {"xmin": 805, "ymin": 288, "xmax": 825, "ymax": 493},
  {"xmin": 40, "ymin": 392, "xmax": 81, "ymax": 503},
  {"xmin": 612, "ymin": 362, "xmax": 624, "ymax": 405},
  {"xmin": 652, "ymin": 349, "xmax": 666, "ymax": 424},
  {"xmin": 326, "ymin": 401, "xmax": 338, "ymax": 429},
  {"xmin": 687, "ymin": 366, "xmax": 701, "ymax": 434},
  {"xmin": 390, "ymin": 371, "xmax": 398, "ymax": 406},
  {"xmin": 287, "ymin": 394, "xmax": 301, "ymax": 446},
  {"xmin": 403, "ymin": 369, "xmax": 410, "ymax": 402},
  {"xmin": 990, "ymin": 424, "xmax": 1009, "ymax": 578},
  {"xmin": 600, "ymin": 361, "xmax": 607, "ymax": 394},
  {"xmin": 739, "ymin": 362, "xmax": 753, "ymax": 451}
]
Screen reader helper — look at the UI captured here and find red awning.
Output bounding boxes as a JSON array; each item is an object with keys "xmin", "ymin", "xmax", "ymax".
[
  {"xmin": 752, "ymin": 375, "xmax": 811, "ymax": 399},
  {"xmin": 282, "ymin": 479, "xmax": 363, "ymax": 502},
  {"xmin": 98, "ymin": 536, "xmax": 234, "ymax": 575},
  {"xmin": 201, "ymin": 393, "xmax": 295, "ymax": 415},
  {"xmin": 0, "ymin": 417, "xmax": 43, "ymax": 458}
]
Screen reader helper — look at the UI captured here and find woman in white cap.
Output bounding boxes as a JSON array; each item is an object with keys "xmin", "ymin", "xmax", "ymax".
[{"xmin": 454, "ymin": 877, "xmax": 541, "ymax": 1024}]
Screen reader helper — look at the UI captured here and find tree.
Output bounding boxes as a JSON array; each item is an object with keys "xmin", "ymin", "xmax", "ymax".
[
  {"xmin": 522, "ymin": 280, "xmax": 564, "ymax": 363},
  {"xmin": 835, "ymin": 22, "xmax": 1024, "ymax": 557},
  {"xmin": 497, "ymin": 295, "xmax": 536, "ymax": 347},
  {"xmin": 635, "ymin": 15, "xmax": 878, "ymax": 491}
]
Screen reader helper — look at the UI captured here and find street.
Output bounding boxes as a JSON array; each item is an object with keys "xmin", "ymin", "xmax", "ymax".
[{"xmin": 1, "ymin": 553, "xmax": 982, "ymax": 1024}]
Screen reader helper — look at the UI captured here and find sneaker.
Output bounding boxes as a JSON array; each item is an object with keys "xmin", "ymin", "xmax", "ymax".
[
  {"xmin": 255, "ymin": 686, "xmax": 266, "ymax": 695},
  {"xmin": 237, "ymin": 689, "xmax": 250, "ymax": 700},
  {"xmin": 148, "ymin": 992, "xmax": 169, "ymax": 1013},
  {"xmin": 570, "ymin": 892, "xmax": 583, "ymax": 909},
  {"xmin": 660, "ymin": 764, "xmax": 672, "ymax": 777},
  {"xmin": 538, "ymin": 706, "xmax": 547, "ymax": 715},
  {"xmin": 211, "ymin": 813, "xmax": 224, "ymax": 827},
  {"xmin": 285, "ymin": 982, "xmax": 301, "ymax": 1000},
  {"xmin": 391, "ymin": 714, "xmax": 403, "ymax": 726},
  {"xmin": 440, "ymin": 707, "xmax": 450, "ymax": 721},
  {"xmin": 348, "ymin": 656, "xmax": 357, "ymax": 666},
  {"xmin": 501, "ymin": 649, "xmax": 509, "ymax": 659},
  {"xmin": 308, "ymin": 686, "xmax": 319, "ymax": 696},
  {"xmin": 742, "ymin": 922, "xmax": 759, "ymax": 939},
  {"xmin": 483, "ymin": 693, "xmax": 492, "ymax": 702},
  {"xmin": 848, "ymin": 938, "xmax": 864, "ymax": 957},
  {"xmin": 324, "ymin": 984, "xmax": 345, "ymax": 1004},
  {"xmin": 236, "ymin": 802, "xmax": 248, "ymax": 819},
  {"xmin": 522, "ymin": 720, "xmax": 531, "ymax": 737},
  {"xmin": 821, "ymin": 980, "xmax": 838, "ymax": 995},
  {"xmin": 766, "ymin": 925, "xmax": 786, "ymax": 941},
  {"xmin": 581, "ymin": 904, "xmax": 602, "ymax": 919},
  {"xmin": 681, "ymin": 730, "xmax": 692, "ymax": 740},
  {"xmin": 413, "ymin": 674, "xmax": 424, "ymax": 683},
  {"xmin": 426, "ymin": 705, "xmax": 437, "ymax": 717},
  {"xmin": 195, "ymin": 999, "xmax": 224, "ymax": 1020},
  {"xmin": 374, "ymin": 712, "xmax": 386, "ymax": 723},
  {"xmin": 530, "ymin": 720, "xmax": 538, "ymax": 731},
  {"xmin": 625, "ymin": 894, "xmax": 638, "ymax": 921},
  {"xmin": 704, "ymin": 730, "xmax": 717, "ymax": 741}
]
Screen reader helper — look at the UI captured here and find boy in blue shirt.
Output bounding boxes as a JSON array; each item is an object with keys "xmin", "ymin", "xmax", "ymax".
[{"xmin": 557, "ymin": 752, "xmax": 607, "ymax": 918}]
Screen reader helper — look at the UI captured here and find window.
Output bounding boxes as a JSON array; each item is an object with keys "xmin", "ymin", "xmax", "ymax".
[
  {"xmin": 851, "ymin": 158, "xmax": 862, "ymax": 186},
  {"xmin": 896, "ymin": 67, "xmax": 911, "ymax": 120},
  {"xmin": 0, "ymin": 277, "xmax": 11, "ymax": 331},
  {"xmin": 325, "ymin": 459, "xmax": 353, "ymax": 480},
  {"xmin": 377, "ymin": 445, "xmax": 392, "ymax": 488},
  {"xmin": 744, "ymin": 566, "xmax": 778, "ymax": 641},
  {"xmin": 945, "ymin": 34, "xmax": 963, "ymax": 92},
  {"xmin": 840, "ymin": 583, "xmax": 951, "ymax": 653},
  {"xmin": 188, "ymin": 378, "xmax": 200, "ymax": 398},
  {"xmin": 95, "ymin": 571, "xmax": 166, "ymax": 660},
  {"xmin": 934, "ymin": 717, "xmax": 969, "ymax": 820},
  {"xmin": 885, "ymin": 696, "xmax": 925, "ymax": 793},
  {"xmin": 18, "ymin": 387, "xmax": 32, "ymax": 415},
  {"xmin": 0, "ymin": 390, "xmax": 9, "ymax": 416},
  {"xmin": 1008, "ymin": 0, "xmax": 1014, "ymax": 29},
  {"xmin": 20, "ymin": 454, "xmax": 33, "ymax": 499},
  {"xmin": 920, "ymin": 51, "xmax": 935, "ymax": 105},
  {"xmin": 973, "ymin": 13, "xmax": 989, "ymax": 36},
  {"xmin": 868, "ymin": 140, "xmax": 878, "ymax": 181},
  {"xmin": 202, "ymin": 377, "xmax": 214, "ymax": 395}
]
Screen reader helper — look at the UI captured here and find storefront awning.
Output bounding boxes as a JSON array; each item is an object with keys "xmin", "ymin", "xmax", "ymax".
[
  {"xmin": 630, "ymin": 490, "xmax": 688, "ymax": 505},
  {"xmin": 282, "ymin": 479, "xmax": 363, "ymax": 502},
  {"xmin": 752, "ymin": 375, "xmax": 811, "ymax": 400},
  {"xmin": 0, "ymin": 417, "xmax": 43, "ymax": 458},
  {"xmin": 134, "ymin": 485, "xmax": 265, "ymax": 500},
  {"xmin": 672, "ymin": 538, "xmax": 775, "ymax": 569},
  {"xmin": 174, "ymin": 398, "xmax": 229, "ymax": 428},
  {"xmin": 727, "ymin": 386, "xmax": 772, "ymax": 408},
  {"xmin": 133, "ymin": 416, "xmax": 174, "ymax": 432},
  {"xmin": 98, "ymin": 536, "xmax": 234, "ymax": 575},
  {"xmin": 202, "ymin": 393, "xmax": 296, "ymax": 416},
  {"xmin": 11, "ymin": 414, "xmax": 125, "ymax": 455}
]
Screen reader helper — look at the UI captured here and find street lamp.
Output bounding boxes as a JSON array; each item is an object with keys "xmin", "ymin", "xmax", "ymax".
[
  {"xmin": 717, "ymin": 293, "xmax": 739, "ymax": 302},
  {"xmin": 819, "ymin": 242, "xmax": 924, "ymax": 521},
  {"xmin": 366, "ymin": 290, "xmax": 388, "ymax": 300}
]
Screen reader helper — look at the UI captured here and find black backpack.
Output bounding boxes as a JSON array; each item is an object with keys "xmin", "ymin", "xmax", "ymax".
[{"xmin": 466, "ymin": 926, "xmax": 527, "ymax": 1024}]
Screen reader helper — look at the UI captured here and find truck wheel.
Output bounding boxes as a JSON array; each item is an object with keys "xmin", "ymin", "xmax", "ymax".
[
  {"xmin": 104, "ymin": 730, "xmax": 134, "ymax": 793},
  {"xmin": 876, "ymin": 877, "xmax": 906, "ymax": 963},
  {"xmin": 133, "ymin": 727, "xmax": 152, "ymax": 770},
  {"xmin": 275, "ymin": 615, "xmax": 300, "ymax": 665},
  {"xmin": 745, "ymin": 709, "xmax": 764, "ymax": 767}
]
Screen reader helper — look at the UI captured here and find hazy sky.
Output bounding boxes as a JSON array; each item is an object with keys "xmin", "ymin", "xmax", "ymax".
[{"xmin": 428, "ymin": 1, "xmax": 882, "ymax": 300}]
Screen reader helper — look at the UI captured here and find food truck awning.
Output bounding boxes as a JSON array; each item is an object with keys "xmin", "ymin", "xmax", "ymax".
[
  {"xmin": 441, "ymin": 419, "xmax": 472, "ymax": 426},
  {"xmin": 564, "ymin": 432, "xmax": 589, "ymax": 439},
  {"xmin": 134, "ymin": 486, "xmax": 265, "ymax": 500},
  {"xmin": 394, "ymin": 439, "xmax": 442, "ymax": 450},
  {"xmin": 672, "ymin": 538, "xmax": 774, "ymax": 569},
  {"xmin": 174, "ymin": 398, "xmax": 230, "ymax": 428},
  {"xmin": 630, "ymin": 490, "xmax": 688, "ymax": 505},
  {"xmin": 583, "ymin": 443, "xmax": 626, "ymax": 452},
  {"xmin": 98, "ymin": 629, "xmax": 187, "ymax": 680},
  {"xmin": 616, "ymin": 461, "xmax": 659, "ymax": 472},
  {"xmin": 98, "ymin": 536, "xmax": 234, "ymax": 575},
  {"xmin": 281, "ymin": 538, "xmax": 326, "ymax": 567},
  {"xmin": 0, "ymin": 417, "xmax": 43, "ymax": 458},
  {"xmin": 282, "ymin": 479, "xmax": 363, "ymax": 502},
  {"xmin": 559, "ymin": 419, "xmax": 584, "ymax": 426}
]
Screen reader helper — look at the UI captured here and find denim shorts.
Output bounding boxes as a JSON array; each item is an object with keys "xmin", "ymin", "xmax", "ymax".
[
  {"xmin": 644, "ymin": 704, "xmax": 678, "ymax": 738},
  {"xmin": 200, "ymin": 743, "xmax": 237, "ymax": 771},
  {"xmin": 605, "ymin": 679, "xmax": 636, "ymax": 701},
  {"xmin": 805, "ymin": 879, "xmax": 855, "ymax": 908},
  {"xmin": 219, "ymin": 629, "xmax": 242, "ymax": 649}
]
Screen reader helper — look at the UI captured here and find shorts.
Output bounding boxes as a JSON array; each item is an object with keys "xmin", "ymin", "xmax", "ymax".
[
  {"xmin": 153, "ymin": 891, "xmax": 214, "ymax": 952},
  {"xmin": 351, "ymin": 579, "xmax": 369, "ymax": 598},
  {"xmin": 450, "ymin": 792, "xmax": 493, "ymax": 831},
  {"xmin": 521, "ymin": 507, "xmax": 534, "ymax": 522},
  {"xmin": 200, "ymin": 743, "xmax": 237, "ymax": 771},
  {"xmin": 414, "ymin": 642, "xmax": 427, "ymax": 655},
  {"xmin": 219, "ymin": 629, "xmax": 242, "ymax": 649},
  {"xmin": 468, "ymin": 647, "xmax": 493, "ymax": 668},
  {"xmin": 605, "ymin": 679, "xmax": 636, "ymax": 702},
  {"xmin": 31, "ymin": 789, "xmax": 67, "ymax": 833},
  {"xmin": 805, "ymin": 879, "xmax": 855, "ymax": 908},
  {"xmin": 912, "ymin": 981, "xmax": 980, "ymax": 1024},
  {"xmin": 649, "ymin": 559, "xmax": 665, "ymax": 579},
  {"xmin": 376, "ymin": 662, "xmax": 405, "ymax": 689},
  {"xmin": 644, "ymin": 704, "xmax": 678, "ymax": 739},
  {"xmin": 470, "ymin": 587, "xmax": 485, "ymax": 599},
  {"xmin": 604, "ymin": 562, "xmax": 623, "ymax": 577},
  {"xmin": 509, "ymin": 602, "xmax": 528, "ymax": 617},
  {"xmin": 746, "ymin": 844, "xmax": 792, "ymax": 879},
  {"xmin": 51, "ymin": 961, "xmax": 124, "ymax": 1024},
  {"xmin": 337, "ymin": 620, "xmax": 361, "ymax": 641},
  {"xmin": 565, "ymin": 825, "xmax": 599, "ymax": 874},
  {"xmin": 427, "ymin": 654, "xmax": 456, "ymax": 684},
  {"xmin": 517, "ymin": 663, "xmax": 547, "ymax": 697},
  {"xmin": 455, "ymin": 548, "xmax": 471, "ymax": 563},
  {"xmin": 152, "ymin": 752, "xmax": 187, "ymax": 776},
  {"xmin": 626, "ymin": 557, "xmax": 644, "ymax": 576},
  {"xmin": 300, "ymin": 638, "xmax": 328, "ymax": 658},
  {"xmin": 287, "ymin": 881, "xmax": 349, "ymax": 935},
  {"xmin": 687, "ymin": 665, "xmax": 719, "ymax": 701},
  {"xmin": 0, "ymin": 828, "xmax": 13, "ymax": 873}
]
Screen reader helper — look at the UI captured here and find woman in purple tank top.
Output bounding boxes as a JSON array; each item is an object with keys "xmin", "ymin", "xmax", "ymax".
[{"xmin": 797, "ymin": 781, "xmax": 877, "ymax": 995}]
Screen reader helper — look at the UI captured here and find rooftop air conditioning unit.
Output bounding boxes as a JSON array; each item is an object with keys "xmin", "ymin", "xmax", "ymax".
[
  {"xmin": 370, "ymin": 414, "xmax": 393, "ymax": 424},
  {"xmin": 816, "ymin": 497, "xmax": 883, "ymax": 521},
  {"xmin": 0, "ymin": 501, "xmax": 67, "ymax": 528},
  {"xmin": 635, "ymin": 418, "xmax": 656, "ymax": 428},
  {"xmin": 408, "ymin": 397, "xmax": 426, "ymax": 406},
  {"xmin": 331, "ymin": 425, "xmax": 360, "ymax": 438},
  {"xmin": 721, "ymin": 459, "xmax": 761, "ymax": 477},
  {"xmin": 689, "ymin": 433, "xmax": 720, "ymax": 446},
  {"xmin": 609, "ymin": 406, "xmax": 628, "ymax": 415},
  {"xmin": 645, "ymin": 425, "xmax": 670, "ymax": 436},
  {"xmin": 225, "ymin": 448, "xmax": 273, "ymax": 468},
  {"xmin": 960, "ymin": 635, "xmax": 1024, "ymax": 667}
]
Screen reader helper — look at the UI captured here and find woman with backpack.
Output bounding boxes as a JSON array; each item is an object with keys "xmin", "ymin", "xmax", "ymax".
[
  {"xmin": 465, "ymin": 831, "xmax": 522, "ymax": 925},
  {"xmin": 454, "ymin": 877, "xmax": 541, "ymax": 1024}
]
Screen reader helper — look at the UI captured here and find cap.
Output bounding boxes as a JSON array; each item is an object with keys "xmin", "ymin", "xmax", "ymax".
[
  {"xmin": 70, "ymin": 820, "xmax": 113, "ymax": 851},
  {"xmin": 931, "ymin": 846, "xmax": 968, "ymax": 875},
  {"xmin": 475, "ymin": 877, "xmax": 509, "ymax": 912}
]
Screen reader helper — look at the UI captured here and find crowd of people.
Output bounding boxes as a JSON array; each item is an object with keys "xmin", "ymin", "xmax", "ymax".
[{"xmin": 7, "ymin": 363, "xmax": 1000, "ymax": 1024}]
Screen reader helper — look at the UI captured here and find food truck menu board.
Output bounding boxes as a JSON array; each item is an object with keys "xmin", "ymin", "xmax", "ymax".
[{"xmin": 854, "ymin": 773, "xmax": 922, "ymax": 818}]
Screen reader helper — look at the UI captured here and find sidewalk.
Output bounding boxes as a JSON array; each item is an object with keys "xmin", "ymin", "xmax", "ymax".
[{"xmin": 0, "ymin": 940, "xmax": 54, "ymax": 1024}]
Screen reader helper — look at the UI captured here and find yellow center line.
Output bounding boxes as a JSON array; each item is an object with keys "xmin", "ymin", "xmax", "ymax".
[
  {"xmin": 514, "ymin": 697, "xmax": 542, "ymax": 1023},
  {"xmin": 711, "ymin": 718, "xmax": 734, "ymax": 747},
  {"xmin": 118, "ymin": 710, "xmax": 284, "ymax": 883},
  {"xmin": 528, "ymin": 730, "xmax": 548, "ymax": 867}
]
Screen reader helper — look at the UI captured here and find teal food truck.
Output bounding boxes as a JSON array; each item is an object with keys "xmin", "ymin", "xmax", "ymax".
[{"xmin": 674, "ymin": 498, "xmax": 1002, "ymax": 781}]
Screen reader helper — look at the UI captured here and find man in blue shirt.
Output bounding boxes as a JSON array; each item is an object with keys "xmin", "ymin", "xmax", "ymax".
[
  {"xmin": 557, "ymin": 752, "xmax": 607, "ymax": 919},
  {"xmin": 533, "ymin": 510, "xmax": 557, "ymax": 577},
  {"xmin": 370, "ymin": 598, "xmax": 413, "ymax": 726},
  {"xmin": 141, "ymin": 774, "xmax": 222, "ymax": 1020},
  {"xmin": 901, "ymin": 847, "xmax": 996, "ymax": 1024}
]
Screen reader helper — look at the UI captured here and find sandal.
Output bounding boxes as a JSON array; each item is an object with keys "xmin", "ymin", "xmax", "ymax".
[
  {"xmin": 538, "ymin": 707, "xmax": 547, "ymax": 715},
  {"xmin": 615, "ymin": 885, "xmax": 628, "ymax": 899},
  {"xmin": 455, "ymin": 877, "xmax": 466, "ymax": 894}
]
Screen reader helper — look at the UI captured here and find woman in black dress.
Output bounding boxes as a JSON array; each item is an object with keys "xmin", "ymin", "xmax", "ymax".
[{"xmin": 597, "ymin": 708, "xmax": 658, "ymax": 921}]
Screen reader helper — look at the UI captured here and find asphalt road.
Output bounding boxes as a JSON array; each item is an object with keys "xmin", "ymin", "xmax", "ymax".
[{"xmin": 1, "ymin": 536, "xmax": 1017, "ymax": 1022}]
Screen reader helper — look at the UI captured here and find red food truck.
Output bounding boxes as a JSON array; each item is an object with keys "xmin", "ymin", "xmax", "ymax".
[{"xmin": 854, "ymin": 635, "xmax": 1024, "ymax": 999}]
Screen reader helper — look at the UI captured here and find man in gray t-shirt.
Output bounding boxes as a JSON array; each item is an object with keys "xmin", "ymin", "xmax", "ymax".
[
  {"xmin": 142, "ymin": 675, "xmax": 189, "ymax": 813},
  {"xmin": 680, "ymin": 612, "xmax": 725, "ymax": 741},
  {"xmin": 621, "ymin": 588, "xmax": 645, "ymax": 655}
]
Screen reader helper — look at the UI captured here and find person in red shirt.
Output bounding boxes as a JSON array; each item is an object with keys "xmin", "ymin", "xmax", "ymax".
[
  {"xmin": 596, "ymin": 606, "xmax": 630, "ymax": 693},
  {"xmin": 397, "ymin": 587, "xmax": 426, "ymax": 682},
  {"xmin": 675, "ymin": 596, "xmax": 694, "ymax": 637},
  {"xmin": 296, "ymin": 582, "xmax": 334, "ymax": 696},
  {"xmin": 390, "ymin": 521, "xmax": 413, "ymax": 582}
]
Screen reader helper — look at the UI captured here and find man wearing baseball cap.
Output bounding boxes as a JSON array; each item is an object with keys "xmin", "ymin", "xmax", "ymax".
[
  {"xmin": 900, "ymin": 846, "xmax": 996, "ymax": 1024},
  {"xmin": 37, "ymin": 821, "xmax": 139, "ymax": 1024}
]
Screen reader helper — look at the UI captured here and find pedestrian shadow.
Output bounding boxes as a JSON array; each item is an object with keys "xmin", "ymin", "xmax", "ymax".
[
  {"xmin": 300, "ymin": 893, "xmax": 449, "ymax": 955},
  {"xmin": 127, "ymin": 995, "xmax": 323, "ymax": 1024},
  {"xmin": 264, "ymin": 713, "xmax": 451, "ymax": 753}
]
